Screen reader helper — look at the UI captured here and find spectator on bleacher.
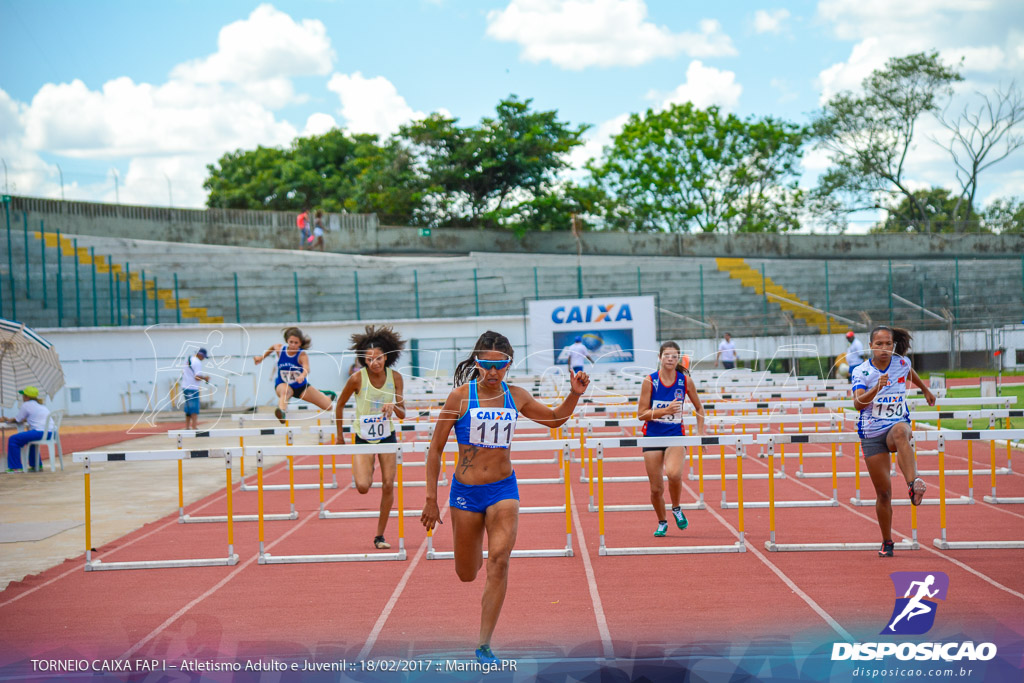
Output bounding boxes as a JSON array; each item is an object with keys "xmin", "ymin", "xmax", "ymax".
[
  {"xmin": 3, "ymin": 386, "xmax": 54, "ymax": 472},
  {"xmin": 296, "ymin": 209, "xmax": 312, "ymax": 249},
  {"xmin": 312, "ymin": 210, "xmax": 326, "ymax": 251},
  {"xmin": 716, "ymin": 333, "xmax": 738, "ymax": 369},
  {"xmin": 181, "ymin": 348, "xmax": 210, "ymax": 430}
]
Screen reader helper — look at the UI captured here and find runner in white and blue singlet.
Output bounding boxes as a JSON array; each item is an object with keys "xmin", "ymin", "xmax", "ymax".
[
  {"xmin": 851, "ymin": 326, "xmax": 936, "ymax": 558},
  {"xmin": 420, "ymin": 331, "xmax": 589, "ymax": 666}
]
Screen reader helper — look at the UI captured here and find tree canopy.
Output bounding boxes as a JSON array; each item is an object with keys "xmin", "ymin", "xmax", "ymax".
[{"xmin": 587, "ymin": 103, "xmax": 805, "ymax": 232}]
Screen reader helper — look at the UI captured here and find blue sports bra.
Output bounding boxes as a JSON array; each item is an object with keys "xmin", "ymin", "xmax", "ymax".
[{"xmin": 453, "ymin": 381, "xmax": 519, "ymax": 449}]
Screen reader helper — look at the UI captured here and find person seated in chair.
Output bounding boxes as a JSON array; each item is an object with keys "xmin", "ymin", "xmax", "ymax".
[{"xmin": 3, "ymin": 386, "xmax": 54, "ymax": 472}]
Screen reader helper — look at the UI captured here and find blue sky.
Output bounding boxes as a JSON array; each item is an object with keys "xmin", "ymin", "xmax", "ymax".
[{"xmin": 1, "ymin": 0, "xmax": 1022, "ymax": 230}]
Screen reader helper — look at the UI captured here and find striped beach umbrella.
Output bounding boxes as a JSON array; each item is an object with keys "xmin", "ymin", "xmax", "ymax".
[{"xmin": 0, "ymin": 318, "xmax": 65, "ymax": 405}]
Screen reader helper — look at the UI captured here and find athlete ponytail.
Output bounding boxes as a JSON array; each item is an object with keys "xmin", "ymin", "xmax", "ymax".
[
  {"xmin": 454, "ymin": 331, "xmax": 515, "ymax": 386},
  {"xmin": 659, "ymin": 340, "xmax": 690, "ymax": 376},
  {"xmin": 870, "ymin": 326, "xmax": 913, "ymax": 356}
]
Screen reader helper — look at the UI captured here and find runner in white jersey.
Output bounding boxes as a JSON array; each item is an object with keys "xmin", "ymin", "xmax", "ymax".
[{"xmin": 851, "ymin": 326, "xmax": 936, "ymax": 557}]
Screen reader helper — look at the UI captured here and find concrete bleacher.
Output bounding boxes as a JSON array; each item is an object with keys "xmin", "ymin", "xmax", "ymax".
[{"xmin": 2, "ymin": 232, "xmax": 1021, "ymax": 338}]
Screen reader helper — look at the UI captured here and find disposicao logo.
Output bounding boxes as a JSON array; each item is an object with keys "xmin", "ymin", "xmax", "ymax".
[
  {"xmin": 883, "ymin": 572, "xmax": 948, "ymax": 635},
  {"xmin": 831, "ymin": 571, "xmax": 997, "ymax": 663}
]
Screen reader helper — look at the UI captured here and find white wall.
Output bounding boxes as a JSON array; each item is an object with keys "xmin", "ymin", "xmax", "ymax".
[{"xmin": 20, "ymin": 318, "xmax": 1024, "ymax": 418}]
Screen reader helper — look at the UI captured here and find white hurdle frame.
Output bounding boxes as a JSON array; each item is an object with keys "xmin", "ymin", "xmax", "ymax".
[
  {"xmin": 590, "ymin": 435, "xmax": 751, "ymax": 555},
  {"xmin": 73, "ymin": 448, "xmax": 240, "ymax": 571},
  {"xmin": 757, "ymin": 432, "xmax": 920, "ymax": 552},
  {"xmin": 218, "ymin": 443, "xmax": 409, "ymax": 563},
  {"xmin": 426, "ymin": 439, "xmax": 575, "ymax": 559},
  {"xmin": 927, "ymin": 430, "xmax": 1024, "ymax": 549},
  {"xmin": 168, "ymin": 427, "xmax": 303, "ymax": 522}
]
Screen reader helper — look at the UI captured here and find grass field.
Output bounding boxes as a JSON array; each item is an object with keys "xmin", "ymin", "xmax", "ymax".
[{"xmin": 912, "ymin": 384, "xmax": 1024, "ymax": 430}]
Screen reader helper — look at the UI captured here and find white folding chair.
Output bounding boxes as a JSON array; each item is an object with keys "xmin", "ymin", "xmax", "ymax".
[{"xmin": 23, "ymin": 409, "xmax": 65, "ymax": 472}]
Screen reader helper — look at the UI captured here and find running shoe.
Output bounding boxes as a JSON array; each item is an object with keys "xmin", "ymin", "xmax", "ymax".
[
  {"xmin": 373, "ymin": 536, "xmax": 391, "ymax": 550},
  {"xmin": 908, "ymin": 477, "xmax": 926, "ymax": 506},
  {"xmin": 475, "ymin": 645, "xmax": 498, "ymax": 665},
  {"xmin": 654, "ymin": 520, "xmax": 669, "ymax": 537},
  {"xmin": 672, "ymin": 507, "xmax": 689, "ymax": 530},
  {"xmin": 274, "ymin": 408, "xmax": 286, "ymax": 424},
  {"xmin": 878, "ymin": 540, "xmax": 895, "ymax": 557}
]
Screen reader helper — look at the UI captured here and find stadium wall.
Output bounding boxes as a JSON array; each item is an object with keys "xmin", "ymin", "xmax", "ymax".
[
  {"xmin": 8, "ymin": 195, "xmax": 1023, "ymax": 259},
  {"xmin": 29, "ymin": 319, "xmax": 1024, "ymax": 416}
]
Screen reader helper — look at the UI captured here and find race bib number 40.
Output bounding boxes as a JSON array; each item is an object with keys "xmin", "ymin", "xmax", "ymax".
[
  {"xmin": 872, "ymin": 394, "xmax": 906, "ymax": 419},
  {"xmin": 359, "ymin": 414, "xmax": 392, "ymax": 440},
  {"xmin": 653, "ymin": 400, "xmax": 681, "ymax": 423},
  {"xmin": 469, "ymin": 407, "xmax": 517, "ymax": 448}
]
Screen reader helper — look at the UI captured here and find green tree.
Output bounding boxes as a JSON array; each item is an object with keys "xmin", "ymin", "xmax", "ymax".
[
  {"xmin": 588, "ymin": 102, "xmax": 805, "ymax": 232},
  {"xmin": 809, "ymin": 51, "xmax": 962, "ymax": 231},
  {"xmin": 871, "ymin": 187, "xmax": 982, "ymax": 233},
  {"xmin": 399, "ymin": 96, "xmax": 590, "ymax": 229},
  {"xmin": 984, "ymin": 196, "xmax": 1024, "ymax": 234}
]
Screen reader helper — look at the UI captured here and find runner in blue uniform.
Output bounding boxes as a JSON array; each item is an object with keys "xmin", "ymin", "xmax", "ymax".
[
  {"xmin": 420, "ymin": 331, "xmax": 589, "ymax": 665},
  {"xmin": 638, "ymin": 341, "xmax": 706, "ymax": 537},
  {"xmin": 254, "ymin": 327, "xmax": 333, "ymax": 423},
  {"xmin": 851, "ymin": 326, "xmax": 936, "ymax": 557}
]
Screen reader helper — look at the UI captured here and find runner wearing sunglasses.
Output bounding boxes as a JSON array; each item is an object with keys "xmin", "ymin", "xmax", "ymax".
[{"xmin": 420, "ymin": 330, "xmax": 590, "ymax": 665}]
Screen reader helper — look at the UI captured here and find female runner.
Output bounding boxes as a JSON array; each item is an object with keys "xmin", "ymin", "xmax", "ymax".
[
  {"xmin": 420, "ymin": 331, "xmax": 589, "ymax": 663},
  {"xmin": 336, "ymin": 325, "xmax": 406, "ymax": 550},
  {"xmin": 637, "ymin": 341, "xmax": 706, "ymax": 536},
  {"xmin": 254, "ymin": 327, "xmax": 333, "ymax": 423},
  {"xmin": 851, "ymin": 326, "xmax": 936, "ymax": 557}
]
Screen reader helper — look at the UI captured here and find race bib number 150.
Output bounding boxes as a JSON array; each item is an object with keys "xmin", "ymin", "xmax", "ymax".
[{"xmin": 872, "ymin": 395, "xmax": 906, "ymax": 419}]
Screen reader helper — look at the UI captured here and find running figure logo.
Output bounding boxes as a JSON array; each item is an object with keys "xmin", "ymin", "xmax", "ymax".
[{"xmin": 882, "ymin": 572, "xmax": 949, "ymax": 635}]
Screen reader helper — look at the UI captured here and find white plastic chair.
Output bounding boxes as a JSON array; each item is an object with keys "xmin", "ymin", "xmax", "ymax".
[{"xmin": 23, "ymin": 409, "xmax": 65, "ymax": 472}]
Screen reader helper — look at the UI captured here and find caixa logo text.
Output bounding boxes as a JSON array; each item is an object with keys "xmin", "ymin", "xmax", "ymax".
[{"xmin": 551, "ymin": 304, "xmax": 633, "ymax": 324}]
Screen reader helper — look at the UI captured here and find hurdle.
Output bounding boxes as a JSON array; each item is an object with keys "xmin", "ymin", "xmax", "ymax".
[
  {"xmin": 591, "ymin": 435, "xmax": 750, "ymax": 555},
  {"xmin": 847, "ymin": 412, "xmax": 1018, "ymax": 507},
  {"xmin": 222, "ymin": 443, "xmax": 408, "ymax": 563},
  {"xmin": 930, "ymin": 429, "xmax": 1024, "ymax": 549},
  {"xmin": 757, "ymin": 432, "xmax": 919, "ymax": 553},
  {"xmin": 426, "ymin": 439, "xmax": 575, "ymax": 559},
  {"xmin": 236, "ymin": 426, "xmax": 340, "ymax": 491},
  {"xmin": 168, "ymin": 426, "xmax": 304, "ymax": 522},
  {"xmin": 73, "ymin": 448, "xmax": 240, "ymax": 571}
]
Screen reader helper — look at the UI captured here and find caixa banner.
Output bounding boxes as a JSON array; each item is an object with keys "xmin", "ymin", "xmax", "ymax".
[{"xmin": 526, "ymin": 296, "xmax": 657, "ymax": 373}]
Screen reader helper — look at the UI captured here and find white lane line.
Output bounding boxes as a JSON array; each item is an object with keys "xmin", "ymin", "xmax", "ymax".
[
  {"xmin": 120, "ymin": 483, "xmax": 351, "ymax": 659},
  {"xmin": 568, "ymin": 487, "xmax": 615, "ymax": 660},
  {"xmin": 679, "ymin": 480, "xmax": 855, "ymax": 643},
  {"xmin": 357, "ymin": 503, "xmax": 450, "ymax": 660},
  {"xmin": 748, "ymin": 453, "xmax": 1024, "ymax": 602}
]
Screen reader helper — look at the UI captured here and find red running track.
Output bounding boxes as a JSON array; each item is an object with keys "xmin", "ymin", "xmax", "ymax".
[{"xmin": 1, "ymin": 424, "xmax": 1022, "ymax": 674}]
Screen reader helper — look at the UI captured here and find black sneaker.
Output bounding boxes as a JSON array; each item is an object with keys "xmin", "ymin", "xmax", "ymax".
[
  {"xmin": 373, "ymin": 535, "xmax": 391, "ymax": 550},
  {"xmin": 878, "ymin": 540, "xmax": 895, "ymax": 557},
  {"xmin": 908, "ymin": 478, "xmax": 926, "ymax": 506}
]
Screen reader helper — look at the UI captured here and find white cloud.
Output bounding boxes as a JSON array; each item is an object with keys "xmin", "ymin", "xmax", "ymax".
[
  {"xmin": 170, "ymin": 4, "xmax": 333, "ymax": 84},
  {"xmin": 754, "ymin": 9, "xmax": 790, "ymax": 34},
  {"xmin": 22, "ymin": 77, "xmax": 297, "ymax": 159},
  {"xmin": 942, "ymin": 46, "xmax": 1006, "ymax": 72},
  {"xmin": 485, "ymin": 0, "xmax": 736, "ymax": 70},
  {"xmin": 303, "ymin": 113, "xmax": 338, "ymax": 137},
  {"xmin": 326, "ymin": 72, "xmax": 426, "ymax": 138},
  {"xmin": 654, "ymin": 60, "xmax": 742, "ymax": 112},
  {"xmin": 1, "ymin": 5, "xmax": 342, "ymax": 206},
  {"xmin": 814, "ymin": 0, "xmax": 1023, "ymax": 102}
]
